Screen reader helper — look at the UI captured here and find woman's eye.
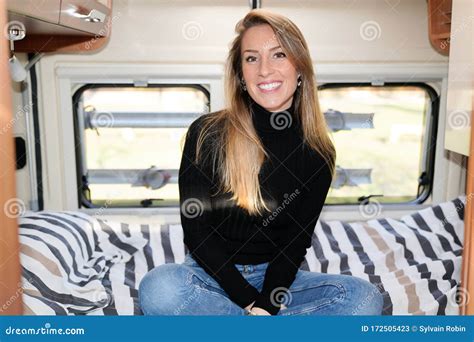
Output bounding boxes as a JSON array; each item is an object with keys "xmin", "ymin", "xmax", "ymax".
[
  {"xmin": 245, "ymin": 56, "xmax": 257, "ymax": 62},
  {"xmin": 274, "ymin": 52, "xmax": 286, "ymax": 58}
]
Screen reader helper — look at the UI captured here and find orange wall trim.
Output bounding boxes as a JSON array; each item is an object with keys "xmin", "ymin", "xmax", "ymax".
[
  {"xmin": 0, "ymin": 0, "xmax": 23, "ymax": 315},
  {"xmin": 460, "ymin": 91, "xmax": 474, "ymax": 315}
]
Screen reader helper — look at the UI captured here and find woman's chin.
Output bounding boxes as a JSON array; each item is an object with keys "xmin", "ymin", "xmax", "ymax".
[{"xmin": 258, "ymin": 99, "xmax": 289, "ymax": 112}]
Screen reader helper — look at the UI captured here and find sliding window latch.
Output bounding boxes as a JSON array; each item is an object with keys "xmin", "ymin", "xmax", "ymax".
[
  {"xmin": 416, "ymin": 171, "xmax": 430, "ymax": 197},
  {"xmin": 357, "ymin": 194, "xmax": 384, "ymax": 203}
]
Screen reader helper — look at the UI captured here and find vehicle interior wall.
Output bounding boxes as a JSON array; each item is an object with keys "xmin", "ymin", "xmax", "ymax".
[{"xmin": 9, "ymin": 0, "xmax": 466, "ymax": 222}]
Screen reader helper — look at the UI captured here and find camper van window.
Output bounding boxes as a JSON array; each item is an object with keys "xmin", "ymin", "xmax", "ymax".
[
  {"xmin": 318, "ymin": 83, "xmax": 438, "ymax": 205},
  {"xmin": 73, "ymin": 83, "xmax": 437, "ymax": 208},
  {"xmin": 73, "ymin": 84, "xmax": 210, "ymax": 208}
]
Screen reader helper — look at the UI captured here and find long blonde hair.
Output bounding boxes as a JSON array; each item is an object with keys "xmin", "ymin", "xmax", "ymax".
[{"xmin": 194, "ymin": 9, "xmax": 336, "ymax": 216}]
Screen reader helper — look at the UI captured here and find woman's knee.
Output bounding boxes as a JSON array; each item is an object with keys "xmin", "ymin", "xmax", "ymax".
[{"xmin": 139, "ymin": 263, "xmax": 193, "ymax": 315}]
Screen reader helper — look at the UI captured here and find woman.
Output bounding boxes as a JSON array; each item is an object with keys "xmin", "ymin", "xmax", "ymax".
[{"xmin": 139, "ymin": 9, "xmax": 384, "ymax": 316}]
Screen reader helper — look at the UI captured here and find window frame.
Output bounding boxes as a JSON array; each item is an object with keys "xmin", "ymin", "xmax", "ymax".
[
  {"xmin": 317, "ymin": 82, "xmax": 439, "ymax": 206},
  {"xmin": 73, "ymin": 81, "xmax": 439, "ymax": 209},
  {"xmin": 72, "ymin": 83, "xmax": 211, "ymax": 209}
]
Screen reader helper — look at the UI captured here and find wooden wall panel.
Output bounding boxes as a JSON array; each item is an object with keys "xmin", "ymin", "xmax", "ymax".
[
  {"xmin": 0, "ymin": 0, "xmax": 23, "ymax": 315},
  {"xmin": 460, "ymin": 93, "xmax": 474, "ymax": 315}
]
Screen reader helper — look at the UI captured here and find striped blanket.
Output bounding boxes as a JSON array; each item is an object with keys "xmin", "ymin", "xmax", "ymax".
[{"xmin": 18, "ymin": 196, "xmax": 465, "ymax": 315}]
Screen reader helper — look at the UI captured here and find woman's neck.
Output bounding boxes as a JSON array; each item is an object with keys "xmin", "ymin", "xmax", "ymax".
[{"xmin": 248, "ymin": 97, "xmax": 298, "ymax": 134}]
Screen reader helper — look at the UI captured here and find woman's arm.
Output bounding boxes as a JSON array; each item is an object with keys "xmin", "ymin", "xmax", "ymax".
[
  {"xmin": 251, "ymin": 158, "xmax": 333, "ymax": 315},
  {"xmin": 179, "ymin": 117, "xmax": 260, "ymax": 309}
]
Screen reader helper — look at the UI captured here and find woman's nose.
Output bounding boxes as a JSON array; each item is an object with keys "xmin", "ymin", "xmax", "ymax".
[{"xmin": 258, "ymin": 56, "xmax": 273, "ymax": 77}]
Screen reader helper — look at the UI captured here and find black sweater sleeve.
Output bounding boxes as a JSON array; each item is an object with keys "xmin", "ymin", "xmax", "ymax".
[
  {"xmin": 179, "ymin": 117, "xmax": 260, "ymax": 309},
  {"xmin": 252, "ymin": 159, "xmax": 333, "ymax": 315}
]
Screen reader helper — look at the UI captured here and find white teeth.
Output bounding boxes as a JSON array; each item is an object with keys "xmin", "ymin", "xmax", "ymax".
[{"xmin": 258, "ymin": 82, "xmax": 282, "ymax": 90}]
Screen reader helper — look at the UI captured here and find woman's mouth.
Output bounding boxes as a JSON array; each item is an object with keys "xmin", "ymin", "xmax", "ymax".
[{"xmin": 257, "ymin": 81, "xmax": 282, "ymax": 93}]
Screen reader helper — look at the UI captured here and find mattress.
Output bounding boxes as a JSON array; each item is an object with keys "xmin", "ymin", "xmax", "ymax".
[{"xmin": 18, "ymin": 196, "xmax": 465, "ymax": 315}]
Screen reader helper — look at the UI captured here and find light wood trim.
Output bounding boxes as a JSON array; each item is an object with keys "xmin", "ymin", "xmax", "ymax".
[
  {"xmin": 460, "ymin": 87, "xmax": 474, "ymax": 315},
  {"xmin": 14, "ymin": 33, "xmax": 109, "ymax": 53},
  {"xmin": 427, "ymin": 0, "xmax": 452, "ymax": 56},
  {"xmin": 14, "ymin": 0, "xmax": 112, "ymax": 53},
  {"xmin": 0, "ymin": 0, "xmax": 23, "ymax": 315}
]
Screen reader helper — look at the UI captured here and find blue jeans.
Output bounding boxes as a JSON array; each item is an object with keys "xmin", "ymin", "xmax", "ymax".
[{"xmin": 139, "ymin": 253, "xmax": 384, "ymax": 315}]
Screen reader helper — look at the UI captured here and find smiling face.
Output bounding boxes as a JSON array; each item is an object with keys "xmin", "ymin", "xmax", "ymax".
[{"xmin": 241, "ymin": 24, "xmax": 299, "ymax": 113}]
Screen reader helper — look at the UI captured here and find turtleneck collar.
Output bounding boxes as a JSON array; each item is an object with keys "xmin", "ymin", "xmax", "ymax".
[{"xmin": 248, "ymin": 97, "xmax": 299, "ymax": 135}]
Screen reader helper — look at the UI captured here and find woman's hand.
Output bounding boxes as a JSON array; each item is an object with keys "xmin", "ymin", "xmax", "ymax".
[
  {"xmin": 244, "ymin": 301, "xmax": 271, "ymax": 315},
  {"xmin": 249, "ymin": 307, "xmax": 271, "ymax": 315},
  {"xmin": 244, "ymin": 300, "xmax": 255, "ymax": 311}
]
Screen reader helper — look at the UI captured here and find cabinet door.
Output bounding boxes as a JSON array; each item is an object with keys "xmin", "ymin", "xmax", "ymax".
[
  {"xmin": 59, "ymin": 0, "xmax": 111, "ymax": 36},
  {"xmin": 445, "ymin": 0, "xmax": 473, "ymax": 156},
  {"xmin": 7, "ymin": 0, "xmax": 61, "ymax": 24},
  {"xmin": 427, "ymin": 0, "xmax": 452, "ymax": 56}
]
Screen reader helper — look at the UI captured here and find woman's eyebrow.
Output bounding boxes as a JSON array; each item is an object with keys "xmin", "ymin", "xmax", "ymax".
[{"xmin": 243, "ymin": 45, "xmax": 282, "ymax": 53}]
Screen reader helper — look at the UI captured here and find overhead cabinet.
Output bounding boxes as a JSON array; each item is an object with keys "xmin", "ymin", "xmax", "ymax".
[{"xmin": 6, "ymin": 0, "xmax": 112, "ymax": 52}]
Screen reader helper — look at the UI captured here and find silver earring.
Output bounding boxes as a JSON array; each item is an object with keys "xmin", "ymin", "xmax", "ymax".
[
  {"xmin": 297, "ymin": 75, "xmax": 302, "ymax": 87},
  {"xmin": 241, "ymin": 79, "xmax": 247, "ymax": 91}
]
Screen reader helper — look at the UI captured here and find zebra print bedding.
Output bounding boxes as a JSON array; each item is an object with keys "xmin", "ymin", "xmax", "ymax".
[{"xmin": 18, "ymin": 196, "xmax": 465, "ymax": 315}]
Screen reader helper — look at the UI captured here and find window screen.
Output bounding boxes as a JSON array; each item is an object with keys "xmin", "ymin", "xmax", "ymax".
[
  {"xmin": 318, "ymin": 83, "xmax": 437, "ymax": 205},
  {"xmin": 74, "ymin": 85, "xmax": 210, "ymax": 208}
]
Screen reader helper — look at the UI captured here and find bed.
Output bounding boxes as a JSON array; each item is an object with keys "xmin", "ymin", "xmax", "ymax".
[{"xmin": 18, "ymin": 196, "xmax": 465, "ymax": 315}]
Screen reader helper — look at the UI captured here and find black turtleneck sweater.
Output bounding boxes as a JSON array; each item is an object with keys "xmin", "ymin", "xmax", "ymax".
[{"xmin": 178, "ymin": 98, "xmax": 333, "ymax": 315}]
